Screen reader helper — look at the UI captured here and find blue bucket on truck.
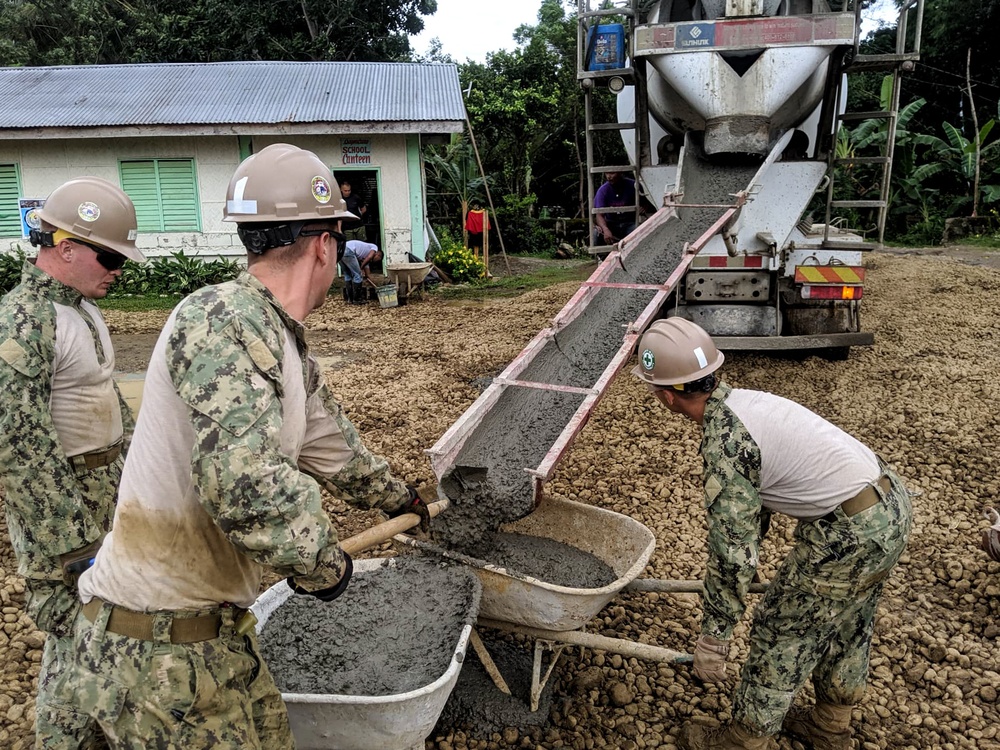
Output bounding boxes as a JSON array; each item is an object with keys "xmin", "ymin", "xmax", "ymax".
[{"xmin": 586, "ymin": 24, "xmax": 625, "ymax": 71}]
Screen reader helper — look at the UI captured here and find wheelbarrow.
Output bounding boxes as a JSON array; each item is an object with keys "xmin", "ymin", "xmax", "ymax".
[
  {"xmin": 252, "ymin": 501, "xmax": 473, "ymax": 750},
  {"xmin": 386, "ymin": 262, "xmax": 434, "ymax": 300}
]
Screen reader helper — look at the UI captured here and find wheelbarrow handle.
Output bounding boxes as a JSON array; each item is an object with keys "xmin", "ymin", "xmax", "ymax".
[{"xmin": 340, "ymin": 499, "xmax": 449, "ymax": 556}]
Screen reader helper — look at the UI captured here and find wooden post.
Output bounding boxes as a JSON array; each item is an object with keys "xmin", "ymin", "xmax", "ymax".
[
  {"xmin": 483, "ymin": 211, "xmax": 490, "ymax": 277},
  {"xmin": 461, "ymin": 199, "xmax": 469, "ymax": 248}
]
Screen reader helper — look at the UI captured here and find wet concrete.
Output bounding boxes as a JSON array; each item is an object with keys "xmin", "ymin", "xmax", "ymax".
[
  {"xmin": 436, "ymin": 142, "xmax": 757, "ymax": 587},
  {"xmin": 259, "ymin": 557, "xmax": 480, "ymax": 696},
  {"xmin": 436, "ymin": 631, "xmax": 554, "ymax": 736},
  {"xmin": 488, "ymin": 533, "xmax": 616, "ymax": 588}
]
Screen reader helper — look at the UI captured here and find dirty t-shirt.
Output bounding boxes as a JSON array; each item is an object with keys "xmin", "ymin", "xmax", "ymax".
[{"xmin": 80, "ymin": 272, "xmax": 410, "ymax": 610}]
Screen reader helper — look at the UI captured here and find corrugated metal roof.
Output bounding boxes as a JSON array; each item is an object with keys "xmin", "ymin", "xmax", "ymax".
[{"xmin": 0, "ymin": 61, "xmax": 465, "ymax": 129}]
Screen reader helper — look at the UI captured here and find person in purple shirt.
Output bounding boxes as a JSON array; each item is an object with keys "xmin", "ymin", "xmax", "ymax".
[{"xmin": 593, "ymin": 171, "xmax": 637, "ymax": 245}]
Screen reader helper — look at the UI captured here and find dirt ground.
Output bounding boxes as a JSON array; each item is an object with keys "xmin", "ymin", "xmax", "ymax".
[{"xmin": 0, "ymin": 245, "xmax": 998, "ymax": 749}]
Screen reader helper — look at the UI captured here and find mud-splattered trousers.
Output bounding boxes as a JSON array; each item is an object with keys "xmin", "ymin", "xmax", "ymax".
[
  {"xmin": 699, "ymin": 384, "xmax": 912, "ymax": 737},
  {"xmin": 64, "ymin": 604, "xmax": 286, "ymax": 750},
  {"xmin": 0, "ymin": 262, "xmax": 133, "ymax": 749},
  {"xmin": 74, "ymin": 272, "xmax": 413, "ymax": 748}
]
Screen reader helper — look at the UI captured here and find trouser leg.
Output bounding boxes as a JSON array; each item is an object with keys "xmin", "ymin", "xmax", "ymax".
[
  {"xmin": 734, "ymin": 472, "xmax": 911, "ymax": 736},
  {"xmin": 27, "ymin": 580, "xmax": 102, "ymax": 750},
  {"xmin": 36, "ymin": 632, "xmax": 105, "ymax": 750},
  {"xmin": 68, "ymin": 603, "xmax": 275, "ymax": 749}
]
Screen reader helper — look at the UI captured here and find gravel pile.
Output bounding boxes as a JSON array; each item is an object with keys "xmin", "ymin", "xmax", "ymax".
[{"xmin": 0, "ymin": 251, "xmax": 996, "ymax": 749}]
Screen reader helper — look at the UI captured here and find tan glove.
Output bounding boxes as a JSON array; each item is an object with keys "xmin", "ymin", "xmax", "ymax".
[{"xmin": 692, "ymin": 635, "xmax": 729, "ymax": 683}]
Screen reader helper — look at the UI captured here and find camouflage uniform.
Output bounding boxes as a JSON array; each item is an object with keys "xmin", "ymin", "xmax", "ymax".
[
  {"xmin": 699, "ymin": 382, "xmax": 912, "ymax": 737},
  {"xmin": 0, "ymin": 261, "xmax": 133, "ymax": 749},
  {"xmin": 74, "ymin": 272, "xmax": 412, "ymax": 749}
]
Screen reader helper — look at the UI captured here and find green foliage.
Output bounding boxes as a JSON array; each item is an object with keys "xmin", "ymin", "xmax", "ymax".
[
  {"xmin": 0, "ymin": 0, "xmax": 437, "ymax": 65},
  {"xmin": 110, "ymin": 252, "xmax": 242, "ymax": 297},
  {"xmin": 0, "ymin": 249, "xmax": 29, "ymax": 294},
  {"xmin": 425, "ymin": 133, "xmax": 490, "ymax": 228},
  {"xmin": 460, "ymin": 0, "xmax": 587, "ymax": 215},
  {"xmin": 429, "ymin": 230, "xmax": 486, "ymax": 283},
  {"xmin": 493, "ymin": 194, "xmax": 557, "ymax": 255},
  {"xmin": 1, "ymin": 249, "xmax": 240, "ymax": 297}
]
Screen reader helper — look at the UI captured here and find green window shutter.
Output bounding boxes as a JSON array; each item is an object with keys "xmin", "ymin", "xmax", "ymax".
[
  {"xmin": 0, "ymin": 164, "xmax": 22, "ymax": 238},
  {"xmin": 156, "ymin": 160, "xmax": 200, "ymax": 232},
  {"xmin": 120, "ymin": 161, "xmax": 164, "ymax": 232},
  {"xmin": 120, "ymin": 159, "xmax": 200, "ymax": 233}
]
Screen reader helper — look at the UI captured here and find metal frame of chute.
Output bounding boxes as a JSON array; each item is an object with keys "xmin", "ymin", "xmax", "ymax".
[
  {"xmin": 823, "ymin": 0, "xmax": 924, "ymax": 246},
  {"xmin": 426, "ymin": 195, "xmax": 747, "ymax": 707}
]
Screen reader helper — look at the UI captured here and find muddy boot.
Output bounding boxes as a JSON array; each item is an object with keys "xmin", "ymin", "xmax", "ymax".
[
  {"xmin": 353, "ymin": 281, "xmax": 367, "ymax": 305},
  {"xmin": 782, "ymin": 702, "xmax": 853, "ymax": 750},
  {"xmin": 342, "ymin": 282, "xmax": 350, "ymax": 302},
  {"xmin": 680, "ymin": 720, "xmax": 778, "ymax": 750}
]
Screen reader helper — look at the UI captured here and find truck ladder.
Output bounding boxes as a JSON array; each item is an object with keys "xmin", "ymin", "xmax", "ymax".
[
  {"xmin": 823, "ymin": 0, "xmax": 924, "ymax": 247},
  {"xmin": 577, "ymin": 0, "xmax": 650, "ymax": 255}
]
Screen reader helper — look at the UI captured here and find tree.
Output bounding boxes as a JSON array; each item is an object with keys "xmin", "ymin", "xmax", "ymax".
[
  {"xmin": 0, "ymin": 0, "xmax": 438, "ymax": 65},
  {"xmin": 460, "ymin": 1, "xmax": 583, "ymax": 213}
]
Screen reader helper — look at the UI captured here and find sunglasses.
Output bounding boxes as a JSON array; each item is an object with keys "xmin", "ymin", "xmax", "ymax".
[
  {"xmin": 299, "ymin": 227, "xmax": 347, "ymax": 247},
  {"xmin": 71, "ymin": 239, "xmax": 128, "ymax": 271}
]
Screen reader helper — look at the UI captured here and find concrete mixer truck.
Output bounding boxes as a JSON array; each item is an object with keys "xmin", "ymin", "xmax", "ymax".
[{"xmin": 579, "ymin": 0, "xmax": 923, "ymax": 356}]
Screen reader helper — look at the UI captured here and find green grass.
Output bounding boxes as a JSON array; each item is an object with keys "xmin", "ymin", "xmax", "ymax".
[
  {"xmin": 953, "ymin": 234, "xmax": 1000, "ymax": 249},
  {"xmin": 99, "ymin": 295, "xmax": 183, "ymax": 312},
  {"xmin": 431, "ymin": 261, "xmax": 596, "ymax": 300}
]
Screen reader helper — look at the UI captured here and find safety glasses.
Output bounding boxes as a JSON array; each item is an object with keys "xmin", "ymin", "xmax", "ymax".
[
  {"xmin": 71, "ymin": 239, "xmax": 128, "ymax": 271},
  {"xmin": 299, "ymin": 227, "xmax": 347, "ymax": 248}
]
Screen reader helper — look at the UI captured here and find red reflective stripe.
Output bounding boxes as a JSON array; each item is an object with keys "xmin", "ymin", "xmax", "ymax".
[{"xmin": 703, "ymin": 256, "xmax": 765, "ymax": 268}]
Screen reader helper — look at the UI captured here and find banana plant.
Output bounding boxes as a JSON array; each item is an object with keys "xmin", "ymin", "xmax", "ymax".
[{"xmin": 915, "ymin": 111, "xmax": 1000, "ymax": 214}]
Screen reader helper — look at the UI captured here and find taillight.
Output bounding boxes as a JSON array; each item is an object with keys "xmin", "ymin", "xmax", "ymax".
[{"xmin": 800, "ymin": 285, "xmax": 863, "ymax": 300}]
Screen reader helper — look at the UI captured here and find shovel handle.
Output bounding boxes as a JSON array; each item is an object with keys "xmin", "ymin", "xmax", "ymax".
[{"xmin": 339, "ymin": 499, "xmax": 449, "ymax": 556}]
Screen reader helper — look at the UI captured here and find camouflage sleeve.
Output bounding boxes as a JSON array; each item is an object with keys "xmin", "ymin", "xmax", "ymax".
[
  {"xmin": 296, "ymin": 360, "xmax": 410, "ymax": 515},
  {"xmin": 0, "ymin": 306, "xmax": 102, "ymax": 579},
  {"xmin": 114, "ymin": 381, "xmax": 136, "ymax": 452},
  {"xmin": 170, "ymin": 309, "xmax": 346, "ymax": 590},
  {"xmin": 700, "ymin": 404, "xmax": 764, "ymax": 641}
]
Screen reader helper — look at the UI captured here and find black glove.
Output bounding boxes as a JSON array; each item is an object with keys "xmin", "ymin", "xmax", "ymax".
[
  {"xmin": 390, "ymin": 485, "xmax": 431, "ymax": 534},
  {"xmin": 287, "ymin": 553, "xmax": 353, "ymax": 602}
]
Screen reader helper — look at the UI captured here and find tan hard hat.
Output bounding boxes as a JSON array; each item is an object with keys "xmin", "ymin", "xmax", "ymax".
[
  {"xmin": 37, "ymin": 177, "xmax": 144, "ymax": 262},
  {"xmin": 631, "ymin": 317, "xmax": 724, "ymax": 388},
  {"xmin": 223, "ymin": 143, "xmax": 359, "ymax": 224}
]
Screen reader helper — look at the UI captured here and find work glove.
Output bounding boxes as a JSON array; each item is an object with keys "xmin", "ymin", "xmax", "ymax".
[
  {"xmin": 692, "ymin": 635, "xmax": 729, "ymax": 683},
  {"xmin": 288, "ymin": 553, "xmax": 353, "ymax": 602},
  {"xmin": 390, "ymin": 485, "xmax": 434, "ymax": 535},
  {"xmin": 982, "ymin": 508, "xmax": 1000, "ymax": 562}
]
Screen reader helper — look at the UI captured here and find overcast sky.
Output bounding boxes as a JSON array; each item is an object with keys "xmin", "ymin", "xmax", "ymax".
[
  {"xmin": 410, "ymin": 0, "xmax": 543, "ymax": 64},
  {"xmin": 410, "ymin": 0, "xmax": 899, "ymax": 64}
]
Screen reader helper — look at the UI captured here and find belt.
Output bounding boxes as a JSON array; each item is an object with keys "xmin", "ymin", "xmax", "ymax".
[
  {"xmin": 827, "ymin": 475, "xmax": 892, "ymax": 521},
  {"xmin": 68, "ymin": 442, "xmax": 122, "ymax": 475},
  {"xmin": 81, "ymin": 598, "xmax": 249, "ymax": 644}
]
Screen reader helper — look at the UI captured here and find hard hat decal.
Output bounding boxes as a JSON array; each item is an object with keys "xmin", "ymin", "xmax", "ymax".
[
  {"xmin": 311, "ymin": 176, "xmax": 332, "ymax": 204},
  {"xmin": 693, "ymin": 346, "xmax": 708, "ymax": 368},
  {"xmin": 78, "ymin": 202, "xmax": 101, "ymax": 222},
  {"xmin": 641, "ymin": 348, "xmax": 655, "ymax": 371},
  {"xmin": 227, "ymin": 176, "xmax": 258, "ymax": 215},
  {"xmin": 127, "ymin": 229, "xmax": 138, "ymax": 241}
]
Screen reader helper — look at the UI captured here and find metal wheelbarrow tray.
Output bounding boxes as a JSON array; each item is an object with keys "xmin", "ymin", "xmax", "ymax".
[
  {"xmin": 253, "ymin": 557, "xmax": 481, "ymax": 750},
  {"xmin": 386, "ymin": 262, "xmax": 434, "ymax": 297},
  {"xmin": 403, "ymin": 495, "xmax": 655, "ymax": 632}
]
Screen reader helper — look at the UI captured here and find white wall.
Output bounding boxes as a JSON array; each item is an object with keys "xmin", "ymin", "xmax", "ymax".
[{"xmin": 0, "ymin": 133, "xmax": 416, "ymax": 264}]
